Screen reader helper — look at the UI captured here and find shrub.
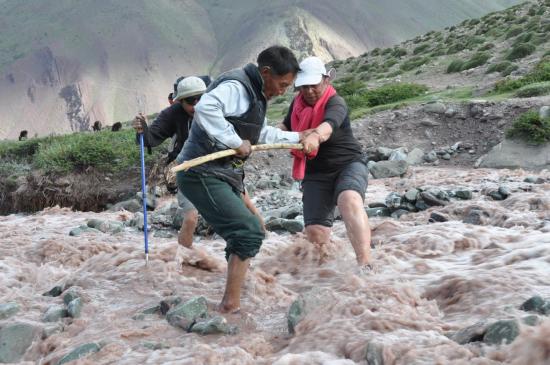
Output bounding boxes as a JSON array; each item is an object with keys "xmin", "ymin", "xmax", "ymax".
[
  {"xmin": 501, "ymin": 63, "xmax": 519, "ymax": 76},
  {"xmin": 392, "ymin": 47, "xmax": 407, "ymax": 58},
  {"xmin": 513, "ymin": 32, "xmax": 534, "ymax": 45},
  {"xmin": 0, "ymin": 139, "xmax": 41, "ymax": 162},
  {"xmin": 506, "ymin": 43, "xmax": 536, "ymax": 61},
  {"xmin": 447, "ymin": 43, "xmax": 464, "ymax": 55},
  {"xmin": 384, "ymin": 58, "xmax": 398, "ymax": 68},
  {"xmin": 334, "ymin": 79, "xmax": 364, "ymax": 96},
  {"xmin": 505, "ymin": 25, "xmax": 523, "ymax": 39},
  {"xmin": 494, "ymin": 58, "xmax": 550, "ymax": 93},
  {"xmin": 342, "ymin": 83, "xmax": 428, "ymax": 110},
  {"xmin": 370, "ymin": 48, "xmax": 381, "ymax": 56},
  {"xmin": 430, "ymin": 47, "xmax": 446, "ymax": 57},
  {"xmin": 447, "ymin": 60, "xmax": 465, "ymax": 73},
  {"xmin": 400, "ymin": 56, "xmax": 430, "ymax": 71},
  {"xmin": 479, "ymin": 43, "xmax": 495, "ymax": 51},
  {"xmin": 464, "ymin": 36, "xmax": 486, "ymax": 50},
  {"xmin": 514, "ymin": 82, "xmax": 550, "ymax": 97},
  {"xmin": 486, "ymin": 61, "xmax": 513, "ymax": 74},
  {"xmin": 413, "ymin": 44, "xmax": 430, "ymax": 55},
  {"xmin": 462, "ymin": 52, "xmax": 491, "ymax": 70},
  {"xmin": 381, "ymin": 48, "xmax": 393, "ymax": 56},
  {"xmin": 505, "ymin": 110, "xmax": 550, "ymax": 144}
]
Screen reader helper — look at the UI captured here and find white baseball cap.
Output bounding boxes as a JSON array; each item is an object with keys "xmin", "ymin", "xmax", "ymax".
[
  {"xmin": 295, "ymin": 56, "xmax": 329, "ymax": 87},
  {"xmin": 173, "ymin": 76, "xmax": 206, "ymax": 101}
]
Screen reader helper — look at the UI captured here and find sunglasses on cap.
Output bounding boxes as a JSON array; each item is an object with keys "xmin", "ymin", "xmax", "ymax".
[{"xmin": 183, "ymin": 95, "xmax": 202, "ymax": 105}]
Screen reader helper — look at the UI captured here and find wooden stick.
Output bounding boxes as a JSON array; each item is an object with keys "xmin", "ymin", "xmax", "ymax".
[{"xmin": 171, "ymin": 143, "xmax": 303, "ymax": 173}]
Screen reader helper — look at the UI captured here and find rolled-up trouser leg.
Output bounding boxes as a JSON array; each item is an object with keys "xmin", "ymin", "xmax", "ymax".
[{"xmin": 177, "ymin": 171, "xmax": 265, "ymax": 260}]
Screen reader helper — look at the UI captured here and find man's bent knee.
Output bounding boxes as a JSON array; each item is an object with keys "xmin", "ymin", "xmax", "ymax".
[{"xmin": 305, "ymin": 225, "xmax": 331, "ymax": 245}]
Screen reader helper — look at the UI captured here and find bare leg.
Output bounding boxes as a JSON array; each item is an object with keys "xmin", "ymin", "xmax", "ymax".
[
  {"xmin": 219, "ymin": 254, "xmax": 250, "ymax": 313},
  {"xmin": 305, "ymin": 225, "xmax": 331, "ymax": 262},
  {"xmin": 337, "ymin": 190, "xmax": 372, "ymax": 265},
  {"xmin": 178, "ymin": 209, "xmax": 198, "ymax": 248}
]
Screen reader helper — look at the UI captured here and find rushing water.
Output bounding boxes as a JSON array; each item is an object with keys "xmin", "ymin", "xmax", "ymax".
[{"xmin": 1, "ymin": 167, "xmax": 549, "ymax": 365}]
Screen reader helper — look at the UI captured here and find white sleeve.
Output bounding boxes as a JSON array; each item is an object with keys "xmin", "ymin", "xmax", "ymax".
[
  {"xmin": 258, "ymin": 117, "xmax": 300, "ymax": 144},
  {"xmin": 193, "ymin": 80, "xmax": 251, "ymax": 149}
]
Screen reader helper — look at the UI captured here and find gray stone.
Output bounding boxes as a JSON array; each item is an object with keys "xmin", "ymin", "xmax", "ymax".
[
  {"xmin": 520, "ymin": 296, "xmax": 549, "ymax": 315},
  {"xmin": 488, "ymin": 190, "xmax": 504, "ymax": 201},
  {"xmin": 136, "ymin": 191, "xmax": 157, "ymax": 210},
  {"xmin": 67, "ymin": 298, "xmax": 82, "ymax": 318},
  {"xmin": 498, "ymin": 186, "xmax": 511, "ymax": 199},
  {"xmin": 281, "ymin": 205, "xmax": 303, "ymax": 219},
  {"xmin": 365, "ymin": 342, "xmax": 384, "ymax": 365},
  {"xmin": 483, "ymin": 320, "xmax": 519, "ymax": 345},
  {"xmin": 463, "ymin": 209, "xmax": 486, "ymax": 225},
  {"xmin": 370, "ymin": 160, "xmax": 409, "ymax": 179},
  {"xmin": 415, "ymin": 199, "xmax": 430, "ymax": 211},
  {"xmin": 445, "ymin": 108, "xmax": 457, "ymax": 117},
  {"xmin": 287, "ymin": 289, "xmax": 330, "ymax": 334},
  {"xmin": 0, "ymin": 323, "xmax": 38, "ymax": 363},
  {"xmin": 366, "ymin": 207, "xmax": 391, "ymax": 218},
  {"xmin": 385, "ymin": 192, "xmax": 402, "ymax": 210},
  {"xmin": 0, "ymin": 302, "xmax": 20, "ymax": 320},
  {"xmin": 166, "ymin": 296, "xmax": 208, "ymax": 330},
  {"xmin": 524, "ymin": 176, "xmax": 545, "ymax": 184},
  {"xmin": 429, "ymin": 212, "xmax": 448, "ymax": 223},
  {"xmin": 455, "ymin": 189, "xmax": 473, "ymax": 200},
  {"xmin": 419, "ymin": 191, "xmax": 447, "ymax": 206},
  {"xmin": 376, "ymin": 147, "xmax": 394, "ymax": 160},
  {"xmin": 391, "ymin": 209, "xmax": 409, "ymax": 219},
  {"xmin": 442, "ymin": 153, "xmax": 451, "ymax": 160},
  {"xmin": 478, "ymin": 139, "xmax": 550, "ymax": 170},
  {"xmin": 469, "ymin": 104, "xmax": 484, "ymax": 117},
  {"xmin": 389, "ymin": 148, "xmax": 407, "ymax": 161},
  {"xmin": 42, "ymin": 306, "xmax": 69, "ymax": 322},
  {"xmin": 63, "ymin": 287, "xmax": 80, "ymax": 306},
  {"xmin": 399, "ymin": 202, "xmax": 417, "ymax": 212},
  {"xmin": 42, "ymin": 323, "xmax": 64, "ymax": 339},
  {"xmin": 406, "ymin": 148, "xmax": 425, "ymax": 165},
  {"xmin": 191, "ymin": 316, "xmax": 237, "ymax": 335},
  {"xmin": 109, "ymin": 199, "xmax": 142, "ymax": 213},
  {"xmin": 160, "ymin": 296, "xmax": 183, "ymax": 315},
  {"xmin": 43, "ymin": 285, "xmax": 64, "ymax": 297},
  {"xmin": 423, "ymin": 102, "xmax": 446, "ymax": 114},
  {"xmin": 87, "ymin": 219, "xmax": 124, "ymax": 234},
  {"xmin": 266, "ymin": 218, "xmax": 304, "ymax": 234},
  {"xmin": 424, "ymin": 150, "xmax": 438, "ymax": 163},
  {"xmin": 449, "ymin": 321, "xmax": 488, "ymax": 344},
  {"xmin": 522, "ymin": 315, "xmax": 541, "ymax": 326},
  {"xmin": 420, "ymin": 118, "xmax": 441, "ymax": 127},
  {"xmin": 69, "ymin": 225, "xmax": 102, "ymax": 236},
  {"xmin": 540, "ymin": 105, "xmax": 550, "ymax": 119},
  {"xmin": 403, "ymin": 189, "xmax": 419, "ymax": 202},
  {"xmin": 129, "ymin": 212, "xmax": 145, "ymax": 230},
  {"xmin": 57, "ymin": 342, "xmax": 102, "ymax": 365},
  {"xmin": 141, "ymin": 342, "xmax": 170, "ymax": 350}
]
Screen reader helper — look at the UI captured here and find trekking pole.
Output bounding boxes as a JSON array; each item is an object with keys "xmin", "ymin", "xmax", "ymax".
[{"xmin": 138, "ymin": 133, "xmax": 150, "ymax": 265}]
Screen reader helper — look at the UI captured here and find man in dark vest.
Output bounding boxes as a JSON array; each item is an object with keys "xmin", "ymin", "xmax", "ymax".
[{"xmin": 177, "ymin": 45, "xmax": 308, "ymax": 313}]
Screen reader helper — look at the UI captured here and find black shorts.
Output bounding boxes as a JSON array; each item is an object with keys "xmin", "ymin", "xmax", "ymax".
[{"xmin": 302, "ymin": 160, "xmax": 369, "ymax": 227}]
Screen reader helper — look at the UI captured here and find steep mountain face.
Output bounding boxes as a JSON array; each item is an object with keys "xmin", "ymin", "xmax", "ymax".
[{"xmin": 0, "ymin": 0, "xmax": 521, "ymax": 139}]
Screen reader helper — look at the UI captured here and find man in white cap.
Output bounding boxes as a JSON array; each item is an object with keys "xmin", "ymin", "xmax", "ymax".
[
  {"xmin": 132, "ymin": 76, "xmax": 208, "ymax": 249},
  {"xmin": 279, "ymin": 56, "xmax": 374, "ymax": 272}
]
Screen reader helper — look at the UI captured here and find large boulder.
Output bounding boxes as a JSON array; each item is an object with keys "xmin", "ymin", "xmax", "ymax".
[
  {"xmin": 370, "ymin": 160, "xmax": 409, "ymax": 179},
  {"xmin": 0, "ymin": 323, "xmax": 39, "ymax": 363},
  {"xmin": 478, "ymin": 139, "xmax": 550, "ymax": 170},
  {"xmin": 166, "ymin": 296, "xmax": 208, "ymax": 331}
]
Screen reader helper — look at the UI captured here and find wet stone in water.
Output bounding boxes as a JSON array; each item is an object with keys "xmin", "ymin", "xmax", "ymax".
[
  {"xmin": 57, "ymin": 342, "xmax": 102, "ymax": 365},
  {"xmin": 483, "ymin": 319, "xmax": 519, "ymax": 345},
  {"xmin": 0, "ymin": 302, "xmax": 20, "ymax": 320}
]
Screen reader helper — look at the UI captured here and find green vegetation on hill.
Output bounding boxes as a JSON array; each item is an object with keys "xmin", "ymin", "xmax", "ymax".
[
  {"xmin": 506, "ymin": 110, "xmax": 550, "ymax": 144},
  {"xmin": 494, "ymin": 57, "xmax": 550, "ymax": 93},
  {"xmin": 0, "ymin": 129, "xmax": 164, "ymax": 176}
]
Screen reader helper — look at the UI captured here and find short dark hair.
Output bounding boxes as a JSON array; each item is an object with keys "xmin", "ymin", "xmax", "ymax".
[
  {"xmin": 168, "ymin": 92, "xmax": 174, "ymax": 100},
  {"xmin": 257, "ymin": 46, "xmax": 300, "ymax": 76}
]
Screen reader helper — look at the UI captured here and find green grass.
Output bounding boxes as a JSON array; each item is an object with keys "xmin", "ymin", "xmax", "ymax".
[
  {"xmin": 0, "ymin": 129, "xmax": 165, "ymax": 175},
  {"xmin": 494, "ymin": 57, "xmax": 550, "ymax": 93},
  {"xmin": 342, "ymin": 82, "xmax": 428, "ymax": 111},
  {"xmin": 506, "ymin": 110, "xmax": 550, "ymax": 144},
  {"xmin": 506, "ymin": 43, "xmax": 537, "ymax": 61},
  {"xmin": 400, "ymin": 56, "xmax": 430, "ymax": 71},
  {"xmin": 514, "ymin": 81, "xmax": 550, "ymax": 98}
]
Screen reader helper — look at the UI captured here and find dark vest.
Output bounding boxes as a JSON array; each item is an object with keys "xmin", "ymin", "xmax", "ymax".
[{"xmin": 177, "ymin": 63, "xmax": 267, "ymax": 192}]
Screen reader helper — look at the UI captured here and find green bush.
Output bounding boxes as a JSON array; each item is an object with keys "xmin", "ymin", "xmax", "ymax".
[
  {"xmin": 447, "ymin": 60, "xmax": 465, "ymax": 73},
  {"xmin": 446, "ymin": 43, "xmax": 465, "ymax": 55},
  {"xmin": 462, "ymin": 52, "xmax": 491, "ymax": 70},
  {"xmin": 400, "ymin": 56, "xmax": 430, "ymax": 71},
  {"xmin": 505, "ymin": 25, "xmax": 523, "ymax": 39},
  {"xmin": 486, "ymin": 61, "xmax": 513, "ymax": 74},
  {"xmin": 464, "ymin": 36, "xmax": 486, "ymax": 50},
  {"xmin": 413, "ymin": 44, "xmax": 430, "ymax": 55},
  {"xmin": 501, "ymin": 63, "xmax": 519, "ymax": 76},
  {"xmin": 0, "ymin": 139, "xmax": 41, "ymax": 162},
  {"xmin": 384, "ymin": 58, "xmax": 398, "ymax": 68},
  {"xmin": 494, "ymin": 58, "xmax": 550, "ymax": 93},
  {"xmin": 512, "ymin": 32, "xmax": 534, "ymax": 45},
  {"xmin": 506, "ymin": 110, "xmax": 550, "ymax": 144},
  {"xmin": 506, "ymin": 43, "xmax": 536, "ymax": 61},
  {"xmin": 370, "ymin": 48, "xmax": 381, "ymax": 56},
  {"xmin": 514, "ymin": 82, "xmax": 550, "ymax": 97},
  {"xmin": 342, "ymin": 83, "xmax": 428, "ymax": 110},
  {"xmin": 392, "ymin": 48, "xmax": 407, "ymax": 58},
  {"xmin": 381, "ymin": 48, "xmax": 393, "ymax": 56},
  {"xmin": 479, "ymin": 43, "xmax": 495, "ymax": 51},
  {"xmin": 334, "ymin": 79, "xmax": 364, "ymax": 96}
]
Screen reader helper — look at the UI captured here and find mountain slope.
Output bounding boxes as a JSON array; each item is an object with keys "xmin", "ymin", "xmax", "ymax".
[{"xmin": 0, "ymin": 0, "xmax": 522, "ymax": 139}]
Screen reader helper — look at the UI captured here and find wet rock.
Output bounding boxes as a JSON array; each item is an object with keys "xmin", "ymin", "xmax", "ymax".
[
  {"xmin": 415, "ymin": 198, "xmax": 430, "ymax": 211},
  {"xmin": 108, "ymin": 198, "xmax": 142, "ymax": 213},
  {"xmin": 136, "ymin": 191, "xmax": 156, "ymax": 210},
  {"xmin": 191, "ymin": 316, "xmax": 237, "ymax": 335},
  {"xmin": 365, "ymin": 342, "xmax": 384, "ymax": 365},
  {"xmin": 43, "ymin": 285, "xmax": 64, "ymax": 297},
  {"xmin": 42, "ymin": 323, "xmax": 64, "ymax": 339},
  {"xmin": 166, "ymin": 296, "xmax": 208, "ymax": 330},
  {"xmin": 57, "ymin": 342, "xmax": 102, "ymax": 365},
  {"xmin": 520, "ymin": 296, "xmax": 550, "ymax": 315},
  {"xmin": 287, "ymin": 289, "xmax": 331, "ymax": 335},
  {"xmin": 0, "ymin": 323, "xmax": 38, "ymax": 363},
  {"xmin": 0, "ymin": 302, "xmax": 20, "ymax": 320},
  {"xmin": 266, "ymin": 218, "xmax": 304, "ymax": 234},
  {"xmin": 141, "ymin": 342, "xmax": 170, "ymax": 350},
  {"xmin": 424, "ymin": 150, "xmax": 438, "ymax": 163},
  {"xmin": 69, "ymin": 225, "xmax": 102, "ymax": 236},
  {"xmin": 419, "ymin": 191, "xmax": 447, "ymax": 206},
  {"xmin": 366, "ymin": 207, "xmax": 391, "ymax": 218},
  {"xmin": 67, "ymin": 298, "xmax": 82, "ymax": 318},
  {"xmin": 389, "ymin": 148, "xmax": 407, "ymax": 161},
  {"xmin": 129, "ymin": 212, "xmax": 145, "ymax": 230},
  {"xmin": 488, "ymin": 190, "xmax": 504, "ymax": 201},
  {"xmin": 522, "ymin": 315, "xmax": 541, "ymax": 326},
  {"xmin": 445, "ymin": 108, "xmax": 456, "ymax": 117},
  {"xmin": 281, "ymin": 205, "xmax": 303, "ymax": 220},
  {"xmin": 406, "ymin": 148, "xmax": 425, "ymax": 165},
  {"xmin": 403, "ymin": 189, "xmax": 419, "ymax": 202},
  {"xmin": 524, "ymin": 176, "xmax": 545, "ymax": 184},
  {"xmin": 449, "ymin": 321, "xmax": 488, "ymax": 344},
  {"xmin": 429, "ymin": 212, "xmax": 448, "ymax": 223},
  {"xmin": 423, "ymin": 102, "xmax": 446, "ymax": 114},
  {"xmin": 288, "ymin": 298, "xmax": 305, "ymax": 335},
  {"xmin": 376, "ymin": 147, "xmax": 394, "ymax": 160},
  {"xmin": 463, "ymin": 209, "xmax": 487, "ymax": 225},
  {"xmin": 442, "ymin": 153, "xmax": 451, "ymax": 160},
  {"xmin": 483, "ymin": 319, "xmax": 519, "ymax": 345},
  {"xmin": 159, "ymin": 296, "xmax": 182, "ymax": 315},
  {"xmin": 399, "ymin": 202, "xmax": 417, "ymax": 212},
  {"xmin": 87, "ymin": 219, "xmax": 124, "ymax": 234},
  {"xmin": 62, "ymin": 287, "xmax": 80, "ymax": 306},
  {"xmin": 391, "ymin": 209, "xmax": 409, "ymax": 219},
  {"xmin": 385, "ymin": 192, "xmax": 402, "ymax": 210},
  {"xmin": 42, "ymin": 306, "xmax": 69, "ymax": 322},
  {"xmin": 540, "ymin": 105, "xmax": 550, "ymax": 119},
  {"xmin": 454, "ymin": 189, "xmax": 473, "ymax": 200},
  {"xmin": 498, "ymin": 186, "xmax": 511, "ymax": 199},
  {"xmin": 370, "ymin": 160, "xmax": 408, "ymax": 179}
]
